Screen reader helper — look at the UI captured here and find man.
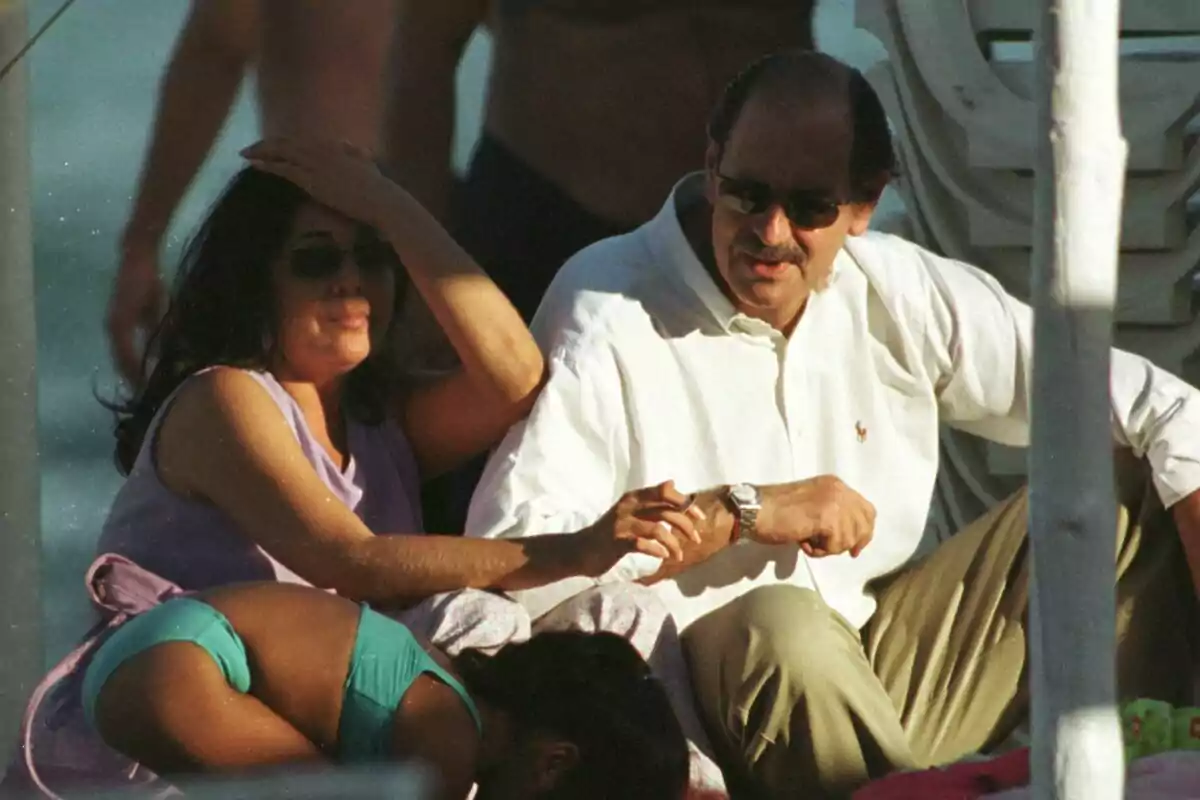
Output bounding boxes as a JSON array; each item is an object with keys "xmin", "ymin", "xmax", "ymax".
[
  {"xmin": 387, "ymin": 0, "xmax": 816, "ymax": 316},
  {"xmin": 466, "ymin": 51, "xmax": 1200, "ymax": 797},
  {"xmin": 386, "ymin": 0, "xmax": 817, "ymax": 533},
  {"xmin": 107, "ymin": 0, "xmax": 396, "ymax": 385}
]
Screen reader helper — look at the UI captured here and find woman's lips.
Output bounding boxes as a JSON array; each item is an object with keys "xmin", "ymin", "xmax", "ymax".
[{"xmin": 327, "ymin": 303, "xmax": 370, "ymax": 330}]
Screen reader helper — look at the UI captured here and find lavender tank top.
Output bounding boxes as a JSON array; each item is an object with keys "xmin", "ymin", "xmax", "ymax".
[{"xmin": 95, "ymin": 369, "xmax": 423, "ymax": 590}]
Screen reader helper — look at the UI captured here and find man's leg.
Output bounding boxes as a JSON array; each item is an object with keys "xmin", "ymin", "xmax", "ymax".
[
  {"xmin": 864, "ymin": 451, "xmax": 1198, "ymax": 768},
  {"xmin": 682, "ymin": 585, "xmax": 917, "ymax": 798},
  {"xmin": 534, "ymin": 584, "xmax": 729, "ymax": 795}
]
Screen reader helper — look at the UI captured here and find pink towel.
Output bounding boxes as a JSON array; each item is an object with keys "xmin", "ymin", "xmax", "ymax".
[
  {"xmin": 852, "ymin": 749, "xmax": 1030, "ymax": 800},
  {"xmin": 986, "ymin": 751, "xmax": 1200, "ymax": 799},
  {"xmin": 854, "ymin": 742, "xmax": 1200, "ymax": 798}
]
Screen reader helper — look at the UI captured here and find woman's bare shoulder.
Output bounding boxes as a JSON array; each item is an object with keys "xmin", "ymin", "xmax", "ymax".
[
  {"xmin": 391, "ymin": 673, "xmax": 481, "ymax": 798},
  {"xmin": 155, "ymin": 367, "xmax": 292, "ymax": 495}
]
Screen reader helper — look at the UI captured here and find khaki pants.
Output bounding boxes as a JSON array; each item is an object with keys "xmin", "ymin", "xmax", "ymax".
[{"xmin": 681, "ymin": 457, "xmax": 1198, "ymax": 798}]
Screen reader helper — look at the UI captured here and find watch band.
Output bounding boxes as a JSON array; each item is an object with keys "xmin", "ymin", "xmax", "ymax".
[{"xmin": 726, "ymin": 483, "xmax": 761, "ymax": 544}]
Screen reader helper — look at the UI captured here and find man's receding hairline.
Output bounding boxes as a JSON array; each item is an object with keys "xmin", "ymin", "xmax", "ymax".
[
  {"xmin": 711, "ymin": 51, "xmax": 861, "ymax": 150},
  {"xmin": 741, "ymin": 57, "xmax": 855, "ymax": 118},
  {"xmin": 723, "ymin": 81, "xmax": 857, "ymax": 162}
]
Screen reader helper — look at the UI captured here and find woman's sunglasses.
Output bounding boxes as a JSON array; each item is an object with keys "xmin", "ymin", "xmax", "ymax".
[
  {"xmin": 714, "ymin": 171, "xmax": 844, "ymax": 231},
  {"xmin": 289, "ymin": 229, "xmax": 401, "ymax": 280}
]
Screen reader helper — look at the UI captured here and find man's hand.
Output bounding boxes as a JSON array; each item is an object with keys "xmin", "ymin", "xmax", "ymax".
[
  {"xmin": 107, "ymin": 238, "xmax": 166, "ymax": 388},
  {"xmin": 1170, "ymin": 488, "xmax": 1200, "ymax": 601},
  {"xmin": 756, "ymin": 475, "xmax": 876, "ymax": 558}
]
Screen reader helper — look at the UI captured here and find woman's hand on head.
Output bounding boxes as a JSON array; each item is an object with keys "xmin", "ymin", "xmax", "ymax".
[
  {"xmin": 576, "ymin": 480, "xmax": 706, "ymax": 577},
  {"xmin": 240, "ymin": 138, "xmax": 403, "ymax": 231}
]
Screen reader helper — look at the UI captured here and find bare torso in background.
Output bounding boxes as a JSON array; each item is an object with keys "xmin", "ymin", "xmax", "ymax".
[
  {"xmin": 255, "ymin": 0, "xmax": 397, "ymax": 150},
  {"xmin": 485, "ymin": 0, "xmax": 816, "ymax": 225}
]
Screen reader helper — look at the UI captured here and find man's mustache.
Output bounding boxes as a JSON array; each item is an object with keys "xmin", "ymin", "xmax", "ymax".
[{"xmin": 735, "ymin": 241, "xmax": 807, "ymax": 264}]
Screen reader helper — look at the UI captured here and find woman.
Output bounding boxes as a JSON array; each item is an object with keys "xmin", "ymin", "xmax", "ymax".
[
  {"xmin": 97, "ymin": 137, "xmax": 699, "ymax": 612},
  {"xmin": 83, "ymin": 581, "xmax": 690, "ymax": 800},
  {"xmin": 1, "ymin": 139, "xmax": 705, "ymax": 799}
]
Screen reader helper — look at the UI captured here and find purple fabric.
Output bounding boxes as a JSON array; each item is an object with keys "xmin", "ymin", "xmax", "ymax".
[
  {"xmin": 2, "ymin": 555, "xmax": 186, "ymax": 798},
  {"xmin": 96, "ymin": 369, "xmax": 423, "ymax": 589},
  {"xmin": 3, "ymin": 369, "xmax": 425, "ymax": 797}
]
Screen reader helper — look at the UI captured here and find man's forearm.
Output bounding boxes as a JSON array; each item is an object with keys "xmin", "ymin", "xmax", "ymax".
[
  {"xmin": 383, "ymin": 59, "xmax": 459, "ymax": 222},
  {"xmin": 124, "ymin": 28, "xmax": 247, "ymax": 245},
  {"xmin": 384, "ymin": 0, "xmax": 484, "ymax": 221},
  {"xmin": 637, "ymin": 480, "xmax": 811, "ymax": 583}
]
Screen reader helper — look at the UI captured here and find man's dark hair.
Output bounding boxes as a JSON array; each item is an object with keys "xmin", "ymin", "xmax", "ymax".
[{"xmin": 707, "ymin": 49, "xmax": 897, "ymax": 202}]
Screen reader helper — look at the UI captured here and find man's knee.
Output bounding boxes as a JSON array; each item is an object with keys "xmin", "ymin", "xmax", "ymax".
[{"xmin": 685, "ymin": 586, "xmax": 859, "ymax": 739}]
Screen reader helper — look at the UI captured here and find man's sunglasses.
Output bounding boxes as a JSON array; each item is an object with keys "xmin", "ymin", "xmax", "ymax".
[
  {"xmin": 714, "ymin": 171, "xmax": 844, "ymax": 231},
  {"xmin": 289, "ymin": 230, "xmax": 401, "ymax": 280}
]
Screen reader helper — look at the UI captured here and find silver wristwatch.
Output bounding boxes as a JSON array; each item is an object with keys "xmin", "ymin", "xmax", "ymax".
[{"xmin": 726, "ymin": 483, "xmax": 761, "ymax": 544}]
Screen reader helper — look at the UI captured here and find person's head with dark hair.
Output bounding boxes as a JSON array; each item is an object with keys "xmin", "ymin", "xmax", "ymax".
[
  {"xmin": 455, "ymin": 630, "xmax": 690, "ymax": 800},
  {"xmin": 108, "ymin": 167, "xmax": 405, "ymax": 474},
  {"xmin": 696, "ymin": 49, "xmax": 896, "ymax": 333}
]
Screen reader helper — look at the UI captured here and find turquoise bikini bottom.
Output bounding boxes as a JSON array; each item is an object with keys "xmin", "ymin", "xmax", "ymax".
[{"xmin": 81, "ymin": 596, "xmax": 481, "ymax": 761}]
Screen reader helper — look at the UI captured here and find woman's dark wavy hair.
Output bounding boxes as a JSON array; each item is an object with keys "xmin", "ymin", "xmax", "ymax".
[
  {"xmin": 106, "ymin": 167, "xmax": 405, "ymax": 475},
  {"xmin": 455, "ymin": 631, "xmax": 690, "ymax": 800},
  {"xmin": 708, "ymin": 49, "xmax": 898, "ymax": 203}
]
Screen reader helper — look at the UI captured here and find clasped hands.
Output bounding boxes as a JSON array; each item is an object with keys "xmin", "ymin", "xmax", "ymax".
[{"xmin": 578, "ymin": 475, "xmax": 876, "ymax": 577}]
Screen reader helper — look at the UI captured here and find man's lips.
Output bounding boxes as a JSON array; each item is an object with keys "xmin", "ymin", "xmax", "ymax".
[{"xmin": 740, "ymin": 251, "xmax": 804, "ymax": 277}]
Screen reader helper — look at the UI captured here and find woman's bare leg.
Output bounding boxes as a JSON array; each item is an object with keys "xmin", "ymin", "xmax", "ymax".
[{"xmin": 93, "ymin": 642, "xmax": 325, "ymax": 776}]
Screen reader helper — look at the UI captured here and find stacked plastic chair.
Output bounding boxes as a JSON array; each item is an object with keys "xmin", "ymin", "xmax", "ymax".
[{"xmin": 855, "ymin": 0, "xmax": 1200, "ymax": 526}]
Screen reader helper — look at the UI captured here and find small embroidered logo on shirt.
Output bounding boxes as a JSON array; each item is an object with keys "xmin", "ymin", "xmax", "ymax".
[{"xmin": 855, "ymin": 421, "xmax": 868, "ymax": 443}]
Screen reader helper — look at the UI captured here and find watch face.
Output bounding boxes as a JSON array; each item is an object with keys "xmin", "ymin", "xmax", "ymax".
[{"xmin": 731, "ymin": 484, "xmax": 758, "ymax": 506}]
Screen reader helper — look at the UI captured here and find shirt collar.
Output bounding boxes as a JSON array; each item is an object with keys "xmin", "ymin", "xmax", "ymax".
[{"xmin": 644, "ymin": 172, "xmax": 845, "ymax": 338}]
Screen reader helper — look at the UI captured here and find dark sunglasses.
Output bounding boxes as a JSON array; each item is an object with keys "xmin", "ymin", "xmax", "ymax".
[
  {"xmin": 714, "ymin": 171, "xmax": 844, "ymax": 231},
  {"xmin": 288, "ymin": 229, "xmax": 401, "ymax": 280}
]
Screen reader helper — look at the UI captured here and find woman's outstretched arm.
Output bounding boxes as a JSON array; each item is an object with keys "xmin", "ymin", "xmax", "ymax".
[{"xmin": 156, "ymin": 369, "xmax": 695, "ymax": 607}]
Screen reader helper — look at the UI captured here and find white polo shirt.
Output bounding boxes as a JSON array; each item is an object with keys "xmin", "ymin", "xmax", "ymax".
[{"xmin": 465, "ymin": 174, "xmax": 1200, "ymax": 631}]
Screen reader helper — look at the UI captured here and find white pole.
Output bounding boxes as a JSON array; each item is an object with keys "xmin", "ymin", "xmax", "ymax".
[
  {"xmin": 0, "ymin": 0, "xmax": 43, "ymax": 759},
  {"xmin": 1028, "ymin": 0, "xmax": 1127, "ymax": 798}
]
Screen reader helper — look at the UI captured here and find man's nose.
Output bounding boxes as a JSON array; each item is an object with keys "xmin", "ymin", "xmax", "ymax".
[{"xmin": 753, "ymin": 203, "xmax": 794, "ymax": 246}]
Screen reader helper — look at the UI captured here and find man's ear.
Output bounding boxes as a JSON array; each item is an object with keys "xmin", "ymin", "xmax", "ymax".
[
  {"xmin": 703, "ymin": 141, "xmax": 721, "ymax": 203},
  {"xmin": 847, "ymin": 171, "xmax": 890, "ymax": 236},
  {"xmin": 530, "ymin": 740, "xmax": 580, "ymax": 794},
  {"xmin": 847, "ymin": 201, "xmax": 877, "ymax": 236}
]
